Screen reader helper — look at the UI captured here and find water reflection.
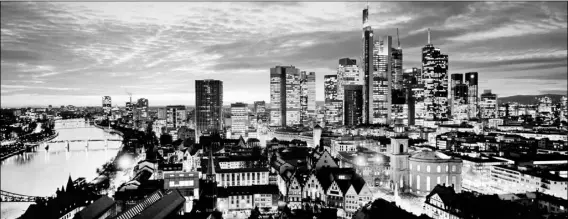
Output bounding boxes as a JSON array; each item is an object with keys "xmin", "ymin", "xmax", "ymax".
[{"xmin": 0, "ymin": 120, "xmax": 123, "ymax": 219}]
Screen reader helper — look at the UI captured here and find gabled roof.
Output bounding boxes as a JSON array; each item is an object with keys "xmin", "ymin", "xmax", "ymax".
[
  {"xmin": 426, "ymin": 184, "xmax": 458, "ymax": 208},
  {"xmin": 335, "ymin": 180, "xmax": 352, "ymax": 195},
  {"xmin": 78, "ymin": 196, "xmax": 115, "ymax": 219},
  {"xmin": 131, "ymin": 190, "xmax": 185, "ymax": 219}
]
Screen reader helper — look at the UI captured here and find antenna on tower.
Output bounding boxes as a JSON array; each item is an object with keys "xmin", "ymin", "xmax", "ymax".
[
  {"xmin": 427, "ymin": 28, "xmax": 431, "ymax": 44},
  {"xmin": 396, "ymin": 28, "xmax": 401, "ymax": 48}
]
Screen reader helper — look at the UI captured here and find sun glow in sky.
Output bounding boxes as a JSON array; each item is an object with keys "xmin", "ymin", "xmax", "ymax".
[{"xmin": 1, "ymin": 2, "xmax": 566, "ymax": 107}]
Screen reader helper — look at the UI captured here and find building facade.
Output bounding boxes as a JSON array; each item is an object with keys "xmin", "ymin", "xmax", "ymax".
[
  {"xmin": 408, "ymin": 151, "xmax": 462, "ymax": 196},
  {"xmin": 343, "ymin": 85, "xmax": 364, "ymax": 126},
  {"xmin": 270, "ymin": 66, "xmax": 301, "ymax": 127},
  {"xmin": 231, "ymin": 102, "xmax": 248, "ymax": 138},
  {"xmin": 465, "ymin": 72, "xmax": 478, "ymax": 119},
  {"xmin": 195, "ymin": 80, "xmax": 223, "ymax": 142},
  {"xmin": 422, "ymin": 30, "xmax": 449, "ymax": 122}
]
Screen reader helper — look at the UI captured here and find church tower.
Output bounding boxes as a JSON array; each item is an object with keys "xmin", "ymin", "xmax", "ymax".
[
  {"xmin": 200, "ymin": 148, "xmax": 218, "ymax": 213},
  {"xmin": 389, "ymin": 118, "xmax": 410, "ymax": 193}
]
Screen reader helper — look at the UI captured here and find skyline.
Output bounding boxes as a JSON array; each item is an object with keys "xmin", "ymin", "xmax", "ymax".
[{"xmin": 1, "ymin": 2, "xmax": 567, "ymax": 108}]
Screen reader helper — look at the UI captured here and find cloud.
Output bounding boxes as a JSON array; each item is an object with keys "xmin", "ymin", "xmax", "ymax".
[{"xmin": 0, "ymin": 2, "xmax": 566, "ymax": 107}]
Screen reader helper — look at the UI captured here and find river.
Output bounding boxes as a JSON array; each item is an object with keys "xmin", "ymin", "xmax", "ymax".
[{"xmin": 0, "ymin": 119, "xmax": 123, "ymax": 219}]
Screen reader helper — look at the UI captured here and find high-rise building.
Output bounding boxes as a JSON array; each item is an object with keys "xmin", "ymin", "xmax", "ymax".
[
  {"xmin": 480, "ymin": 90, "xmax": 498, "ymax": 119},
  {"xmin": 403, "ymin": 68, "xmax": 420, "ymax": 125},
  {"xmin": 372, "ymin": 36, "xmax": 393, "ymax": 124},
  {"xmin": 158, "ymin": 108, "xmax": 167, "ymax": 120},
  {"xmin": 465, "ymin": 72, "xmax": 479, "ymax": 119},
  {"xmin": 422, "ymin": 29, "xmax": 449, "ymax": 122},
  {"xmin": 343, "ymin": 85, "xmax": 363, "ymax": 126},
  {"xmin": 452, "ymin": 84, "xmax": 469, "ymax": 121},
  {"xmin": 300, "ymin": 71, "xmax": 316, "ymax": 125},
  {"xmin": 337, "ymin": 58, "xmax": 362, "ymax": 101},
  {"xmin": 362, "ymin": 6, "xmax": 374, "ymax": 124},
  {"xmin": 137, "ymin": 98, "xmax": 149, "ymax": 119},
  {"xmin": 231, "ymin": 102, "xmax": 248, "ymax": 138},
  {"xmin": 324, "ymin": 75, "xmax": 342, "ymax": 126},
  {"xmin": 450, "ymin": 74, "xmax": 468, "ymax": 121},
  {"xmin": 166, "ymin": 105, "xmax": 186, "ymax": 129},
  {"xmin": 195, "ymin": 79, "xmax": 223, "ymax": 141},
  {"xmin": 253, "ymin": 101, "xmax": 268, "ymax": 124},
  {"xmin": 270, "ymin": 66, "xmax": 301, "ymax": 127},
  {"xmin": 392, "ymin": 40, "xmax": 403, "ymax": 91},
  {"xmin": 102, "ymin": 96, "xmax": 112, "ymax": 115}
]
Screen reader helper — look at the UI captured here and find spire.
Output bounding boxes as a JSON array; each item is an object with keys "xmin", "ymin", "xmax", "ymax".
[
  {"xmin": 427, "ymin": 28, "xmax": 431, "ymax": 44},
  {"xmin": 396, "ymin": 28, "xmax": 401, "ymax": 48}
]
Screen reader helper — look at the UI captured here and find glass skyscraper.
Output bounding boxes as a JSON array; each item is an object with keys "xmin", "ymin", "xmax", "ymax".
[
  {"xmin": 195, "ymin": 79, "xmax": 223, "ymax": 142},
  {"xmin": 421, "ymin": 30, "xmax": 449, "ymax": 122}
]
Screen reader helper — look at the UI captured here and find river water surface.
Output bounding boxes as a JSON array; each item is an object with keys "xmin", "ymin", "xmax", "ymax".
[{"xmin": 1, "ymin": 119, "xmax": 122, "ymax": 219}]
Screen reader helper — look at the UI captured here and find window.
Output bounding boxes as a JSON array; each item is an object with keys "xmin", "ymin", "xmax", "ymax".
[
  {"xmin": 452, "ymin": 165, "xmax": 456, "ymax": 172},
  {"xmin": 437, "ymin": 177, "xmax": 440, "ymax": 185},
  {"xmin": 410, "ymin": 174, "xmax": 413, "ymax": 187},
  {"xmin": 417, "ymin": 165, "xmax": 421, "ymax": 172},
  {"xmin": 417, "ymin": 175, "xmax": 421, "ymax": 190},
  {"xmin": 427, "ymin": 176, "xmax": 431, "ymax": 191},
  {"xmin": 169, "ymin": 181, "xmax": 175, "ymax": 187},
  {"xmin": 410, "ymin": 164, "xmax": 412, "ymax": 170},
  {"xmin": 437, "ymin": 166, "xmax": 441, "ymax": 173},
  {"xmin": 427, "ymin": 166, "xmax": 430, "ymax": 173},
  {"xmin": 446, "ymin": 165, "xmax": 449, "ymax": 172}
]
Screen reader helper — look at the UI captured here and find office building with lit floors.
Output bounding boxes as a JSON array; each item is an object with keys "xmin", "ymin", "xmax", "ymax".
[
  {"xmin": 422, "ymin": 29, "xmax": 449, "ymax": 123},
  {"xmin": 270, "ymin": 66, "xmax": 302, "ymax": 127},
  {"xmin": 195, "ymin": 79, "xmax": 223, "ymax": 142},
  {"xmin": 408, "ymin": 151, "xmax": 462, "ymax": 196},
  {"xmin": 480, "ymin": 90, "xmax": 498, "ymax": 119},
  {"xmin": 465, "ymin": 72, "xmax": 478, "ymax": 119},
  {"xmin": 230, "ymin": 102, "xmax": 248, "ymax": 139},
  {"xmin": 343, "ymin": 85, "xmax": 363, "ymax": 126}
]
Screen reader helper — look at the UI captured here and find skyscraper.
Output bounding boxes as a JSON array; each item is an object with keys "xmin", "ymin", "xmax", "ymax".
[
  {"xmin": 373, "ymin": 36, "xmax": 394, "ymax": 124},
  {"xmin": 137, "ymin": 98, "xmax": 149, "ymax": 119},
  {"xmin": 195, "ymin": 79, "xmax": 223, "ymax": 141},
  {"xmin": 337, "ymin": 58, "xmax": 362, "ymax": 101},
  {"xmin": 452, "ymin": 84, "xmax": 469, "ymax": 121},
  {"xmin": 300, "ymin": 71, "xmax": 316, "ymax": 125},
  {"xmin": 465, "ymin": 72, "xmax": 479, "ymax": 119},
  {"xmin": 270, "ymin": 66, "xmax": 301, "ymax": 127},
  {"xmin": 422, "ymin": 29, "xmax": 449, "ymax": 123},
  {"xmin": 230, "ymin": 102, "xmax": 248, "ymax": 138},
  {"xmin": 343, "ymin": 85, "xmax": 363, "ymax": 126},
  {"xmin": 166, "ymin": 105, "xmax": 186, "ymax": 129},
  {"xmin": 480, "ymin": 90, "xmax": 498, "ymax": 119},
  {"xmin": 324, "ymin": 75, "xmax": 342, "ymax": 126},
  {"xmin": 102, "ymin": 96, "xmax": 111, "ymax": 115},
  {"xmin": 362, "ymin": 6, "xmax": 374, "ymax": 124},
  {"xmin": 403, "ymin": 68, "xmax": 420, "ymax": 125}
]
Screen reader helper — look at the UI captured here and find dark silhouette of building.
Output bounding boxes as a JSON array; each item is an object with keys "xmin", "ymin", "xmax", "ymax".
[
  {"xmin": 344, "ymin": 85, "xmax": 363, "ymax": 126},
  {"xmin": 195, "ymin": 80, "xmax": 223, "ymax": 143}
]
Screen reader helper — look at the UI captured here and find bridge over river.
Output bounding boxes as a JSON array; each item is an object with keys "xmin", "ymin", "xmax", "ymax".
[{"xmin": 1, "ymin": 119, "xmax": 124, "ymax": 219}]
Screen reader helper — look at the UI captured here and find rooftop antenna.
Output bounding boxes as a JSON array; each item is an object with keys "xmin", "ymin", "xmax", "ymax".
[
  {"xmin": 427, "ymin": 28, "xmax": 431, "ymax": 44},
  {"xmin": 396, "ymin": 28, "xmax": 401, "ymax": 49}
]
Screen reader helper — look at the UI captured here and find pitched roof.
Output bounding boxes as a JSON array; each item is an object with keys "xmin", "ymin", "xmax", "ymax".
[
  {"xmin": 78, "ymin": 196, "xmax": 115, "ymax": 219},
  {"xmin": 131, "ymin": 190, "xmax": 185, "ymax": 219},
  {"xmin": 426, "ymin": 184, "xmax": 458, "ymax": 207}
]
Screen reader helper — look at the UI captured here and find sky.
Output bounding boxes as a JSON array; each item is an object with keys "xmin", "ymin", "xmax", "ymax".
[{"xmin": 1, "ymin": 2, "xmax": 567, "ymax": 107}]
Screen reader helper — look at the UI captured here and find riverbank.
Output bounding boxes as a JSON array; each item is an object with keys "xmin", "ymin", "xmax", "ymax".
[{"xmin": 0, "ymin": 132, "xmax": 59, "ymax": 161}]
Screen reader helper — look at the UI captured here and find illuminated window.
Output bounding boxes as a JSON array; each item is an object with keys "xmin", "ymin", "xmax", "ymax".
[
  {"xmin": 417, "ymin": 165, "xmax": 421, "ymax": 172},
  {"xmin": 437, "ymin": 166, "xmax": 441, "ymax": 173},
  {"xmin": 427, "ymin": 166, "xmax": 430, "ymax": 173}
]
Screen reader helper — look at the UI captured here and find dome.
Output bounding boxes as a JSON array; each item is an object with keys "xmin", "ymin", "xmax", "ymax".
[{"xmin": 410, "ymin": 151, "xmax": 452, "ymax": 160}]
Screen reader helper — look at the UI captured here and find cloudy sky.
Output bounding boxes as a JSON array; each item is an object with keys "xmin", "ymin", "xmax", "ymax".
[{"xmin": 1, "ymin": 2, "xmax": 567, "ymax": 107}]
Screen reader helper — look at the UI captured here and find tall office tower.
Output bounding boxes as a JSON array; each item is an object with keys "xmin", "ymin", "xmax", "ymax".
[
  {"xmin": 166, "ymin": 105, "xmax": 186, "ymax": 129},
  {"xmin": 479, "ymin": 90, "xmax": 498, "ymax": 119},
  {"xmin": 422, "ymin": 29, "xmax": 449, "ymax": 122},
  {"xmin": 270, "ymin": 66, "xmax": 301, "ymax": 127},
  {"xmin": 300, "ymin": 71, "xmax": 316, "ymax": 125},
  {"xmin": 324, "ymin": 75, "xmax": 342, "ymax": 126},
  {"xmin": 452, "ymin": 84, "xmax": 469, "ymax": 121},
  {"xmin": 362, "ymin": 6, "xmax": 374, "ymax": 124},
  {"xmin": 137, "ymin": 98, "xmax": 149, "ymax": 119},
  {"xmin": 157, "ymin": 108, "xmax": 167, "ymax": 120},
  {"xmin": 403, "ymin": 68, "xmax": 420, "ymax": 125},
  {"xmin": 125, "ymin": 101, "xmax": 133, "ymax": 122},
  {"xmin": 465, "ymin": 72, "xmax": 479, "ymax": 119},
  {"xmin": 560, "ymin": 96, "xmax": 567, "ymax": 122},
  {"xmin": 392, "ymin": 39, "xmax": 403, "ymax": 91},
  {"xmin": 373, "ymin": 36, "xmax": 393, "ymax": 124},
  {"xmin": 230, "ymin": 102, "xmax": 248, "ymax": 138},
  {"xmin": 195, "ymin": 79, "xmax": 223, "ymax": 142},
  {"xmin": 337, "ymin": 58, "xmax": 362, "ymax": 101},
  {"xmin": 254, "ymin": 101, "xmax": 268, "ymax": 124},
  {"xmin": 450, "ymin": 74, "xmax": 465, "ymax": 121},
  {"xmin": 343, "ymin": 85, "xmax": 364, "ymax": 126},
  {"xmin": 102, "ymin": 96, "xmax": 112, "ymax": 115}
]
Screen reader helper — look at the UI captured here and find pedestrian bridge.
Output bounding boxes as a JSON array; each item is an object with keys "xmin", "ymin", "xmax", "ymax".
[{"xmin": 0, "ymin": 190, "xmax": 48, "ymax": 202}]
